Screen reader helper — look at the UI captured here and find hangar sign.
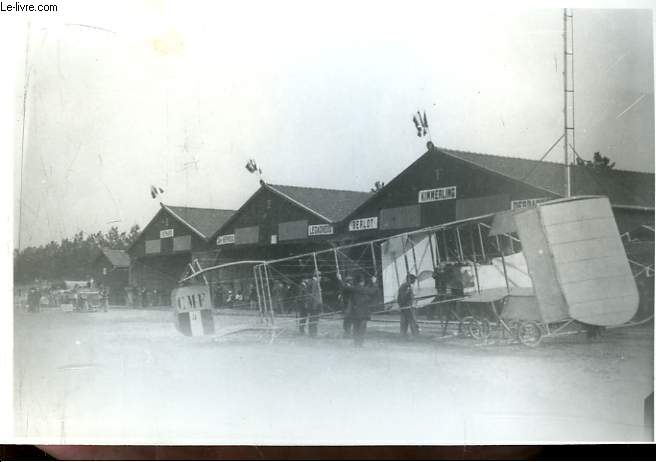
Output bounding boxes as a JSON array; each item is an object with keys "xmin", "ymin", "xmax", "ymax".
[
  {"xmin": 349, "ymin": 217, "xmax": 378, "ymax": 231},
  {"xmin": 418, "ymin": 186, "xmax": 457, "ymax": 204},
  {"xmin": 216, "ymin": 234, "xmax": 235, "ymax": 245},
  {"xmin": 308, "ymin": 224, "xmax": 334, "ymax": 236}
]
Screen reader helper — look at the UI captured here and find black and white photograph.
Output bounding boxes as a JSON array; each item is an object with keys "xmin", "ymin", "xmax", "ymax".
[{"xmin": 2, "ymin": 0, "xmax": 654, "ymax": 446}]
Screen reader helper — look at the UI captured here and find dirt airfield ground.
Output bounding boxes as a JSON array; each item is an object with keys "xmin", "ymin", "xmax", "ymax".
[{"xmin": 12, "ymin": 306, "xmax": 654, "ymax": 444}]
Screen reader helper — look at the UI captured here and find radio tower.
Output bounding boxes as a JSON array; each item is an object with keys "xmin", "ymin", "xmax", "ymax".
[{"xmin": 563, "ymin": 8, "xmax": 575, "ymax": 197}]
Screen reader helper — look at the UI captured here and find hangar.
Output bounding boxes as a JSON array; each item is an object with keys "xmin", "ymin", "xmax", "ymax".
[
  {"xmin": 91, "ymin": 248, "xmax": 130, "ymax": 305},
  {"xmin": 127, "ymin": 203, "xmax": 235, "ymax": 305},
  {"xmin": 340, "ymin": 144, "xmax": 654, "ymax": 243},
  {"xmin": 208, "ymin": 181, "xmax": 371, "ymax": 298}
]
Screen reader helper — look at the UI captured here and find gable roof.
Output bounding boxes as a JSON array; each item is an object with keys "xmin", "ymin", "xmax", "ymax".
[
  {"xmin": 439, "ymin": 147, "xmax": 654, "ymax": 209},
  {"xmin": 267, "ymin": 184, "xmax": 372, "ymax": 222},
  {"xmin": 162, "ymin": 204, "xmax": 236, "ymax": 239},
  {"xmin": 98, "ymin": 248, "xmax": 130, "ymax": 268},
  {"xmin": 127, "ymin": 204, "xmax": 236, "ymax": 253},
  {"xmin": 348, "ymin": 146, "xmax": 654, "ymax": 218},
  {"xmin": 213, "ymin": 182, "xmax": 372, "ymax": 239}
]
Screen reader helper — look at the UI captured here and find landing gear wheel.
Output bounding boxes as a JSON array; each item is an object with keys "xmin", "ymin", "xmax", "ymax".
[
  {"xmin": 518, "ymin": 321, "xmax": 542, "ymax": 347},
  {"xmin": 468, "ymin": 318, "xmax": 490, "ymax": 340}
]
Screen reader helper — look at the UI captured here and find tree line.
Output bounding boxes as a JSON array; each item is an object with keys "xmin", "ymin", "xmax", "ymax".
[{"xmin": 14, "ymin": 225, "xmax": 140, "ymax": 285}]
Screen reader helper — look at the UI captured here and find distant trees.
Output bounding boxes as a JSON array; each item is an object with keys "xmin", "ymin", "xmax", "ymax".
[
  {"xmin": 14, "ymin": 224, "xmax": 140, "ymax": 285},
  {"xmin": 371, "ymin": 181, "xmax": 386, "ymax": 193},
  {"xmin": 576, "ymin": 151, "xmax": 616, "ymax": 171}
]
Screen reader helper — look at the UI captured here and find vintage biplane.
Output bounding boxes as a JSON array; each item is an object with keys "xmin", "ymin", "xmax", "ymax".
[{"xmin": 177, "ymin": 196, "xmax": 643, "ymax": 346}]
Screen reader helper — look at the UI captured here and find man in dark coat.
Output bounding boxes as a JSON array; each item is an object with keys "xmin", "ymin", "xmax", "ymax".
[
  {"xmin": 27, "ymin": 288, "xmax": 39, "ymax": 313},
  {"xmin": 249, "ymin": 284, "xmax": 258, "ymax": 311},
  {"xmin": 340, "ymin": 275, "xmax": 355, "ymax": 337},
  {"xmin": 307, "ymin": 272, "xmax": 322, "ymax": 337},
  {"xmin": 398, "ymin": 273, "xmax": 419, "ymax": 338},
  {"xmin": 337, "ymin": 273, "xmax": 379, "ymax": 346}
]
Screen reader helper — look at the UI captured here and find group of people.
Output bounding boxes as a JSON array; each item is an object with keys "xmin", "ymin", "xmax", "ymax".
[
  {"xmin": 289, "ymin": 270, "xmax": 423, "ymax": 347},
  {"xmin": 281, "ymin": 271, "xmax": 380, "ymax": 343},
  {"xmin": 211, "ymin": 285, "xmax": 258, "ymax": 309},
  {"xmin": 336, "ymin": 262, "xmax": 476, "ymax": 345},
  {"xmin": 124, "ymin": 286, "xmax": 167, "ymax": 308},
  {"xmin": 25, "ymin": 287, "xmax": 44, "ymax": 313},
  {"xmin": 426, "ymin": 262, "xmax": 474, "ymax": 329},
  {"xmin": 338, "ymin": 272, "xmax": 383, "ymax": 346}
]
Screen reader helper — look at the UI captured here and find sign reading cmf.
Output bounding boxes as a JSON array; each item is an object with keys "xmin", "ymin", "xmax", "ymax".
[{"xmin": 174, "ymin": 286, "xmax": 210, "ymax": 313}]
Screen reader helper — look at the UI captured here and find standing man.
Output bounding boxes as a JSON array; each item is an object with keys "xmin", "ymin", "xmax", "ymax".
[
  {"xmin": 307, "ymin": 271, "xmax": 322, "ymax": 337},
  {"xmin": 340, "ymin": 275, "xmax": 355, "ymax": 337},
  {"xmin": 398, "ymin": 273, "xmax": 419, "ymax": 339},
  {"xmin": 101, "ymin": 285, "xmax": 110, "ymax": 312},
  {"xmin": 337, "ymin": 273, "xmax": 379, "ymax": 346},
  {"xmin": 27, "ymin": 288, "xmax": 37, "ymax": 313},
  {"xmin": 249, "ymin": 284, "xmax": 258, "ymax": 311}
]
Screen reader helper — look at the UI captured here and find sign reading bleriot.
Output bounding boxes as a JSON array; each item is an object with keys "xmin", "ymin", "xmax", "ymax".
[
  {"xmin": 159, "ymin": 228, "xmax": 174, "ymax": 238},
  {"xmin": 418, "ymin": 186, "xmax": 457, "ymax": 204},
  {"xmin": 308, "ymin": 224, "xmax": 334, "ymax": 236},
  {"xmin": 216, "ymin": 234, "xmax": 235, "ymax": 245},
  {"xmin": 349, "ymin": 217, "xmax": 378, "ymax": 231},
  {"xmin": 511, "ymin": 197, "xmax": 548, "ymax": 210}
]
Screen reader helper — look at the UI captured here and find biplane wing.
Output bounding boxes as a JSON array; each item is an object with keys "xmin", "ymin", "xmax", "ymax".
[{"xmin": 378, "ymin": 212, "xmax": 534, "ymax": 307}]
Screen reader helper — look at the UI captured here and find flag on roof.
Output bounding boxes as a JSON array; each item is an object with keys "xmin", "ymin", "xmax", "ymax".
[
  {"xmin": 412, "ymin": 114, "xmax": 422, "ymax": 137},
  {"xmin": 413, "ymin": 110, "xmax": 429, "ymax": 137},
  {"xmin": 245, "ymin": 159, "xmax": 261, "ymax": 174},
  {"xmin": 150, "ymin": 185, "xmax": 164, "ymax": 199}
]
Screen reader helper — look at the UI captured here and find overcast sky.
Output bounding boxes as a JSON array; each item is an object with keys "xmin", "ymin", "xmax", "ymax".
[{"xmin": 10, "ymin": 1, "xmax": 655, "ymax": 249}]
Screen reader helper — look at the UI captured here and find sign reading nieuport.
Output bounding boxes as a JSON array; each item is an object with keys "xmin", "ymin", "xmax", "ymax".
[
  {"xmin": 216, "ymin": 234, "xmax": 235, "ymax": 245},
  {"xmin": 308, "ymin": 224, "xmax": 334, "ymax": 236},
  {"xmin": 349, "ymin": 217, "xmax": 378, "ymax": 231},
  {"xmin": 159, "ymin": 228, "xmax": 174, "ymax": 238},
  {"xmin": 418, "ymin": 186, "xmax": 457, "ymax": 203}
]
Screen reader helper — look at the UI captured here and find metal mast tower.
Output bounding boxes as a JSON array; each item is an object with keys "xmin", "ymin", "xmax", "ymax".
[{"xmin": 563, "ymin": 8, "xmax": 575, "ymax": 197}]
